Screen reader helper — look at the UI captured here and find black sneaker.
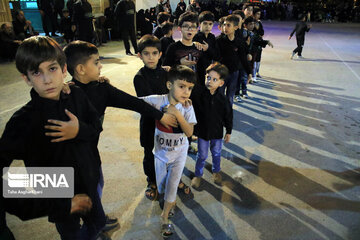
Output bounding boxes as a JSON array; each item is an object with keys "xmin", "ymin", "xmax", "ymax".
[
  {"xmin": 106, "ymin": 215, "xmax": 118, "ymax": 225},
  {"xmin": 126, "ymin": 52, "xmax": 134, "ymax": 56}
]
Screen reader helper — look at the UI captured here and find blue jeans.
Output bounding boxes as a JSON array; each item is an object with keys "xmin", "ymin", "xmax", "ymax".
[
  {"xmin": 195, "ymin": 138, "xmax": 223, "ymax": 177},
  {"xmin": 219, "ymin": 71, "xmax": 239, "ymax": 106},
  {"xmin": 239, "ymin": 69, "xmax": 248, "ymax": 96},
  {"xmin": 55, "ymin": 193, "xmax": 106, "ymax": 240}
]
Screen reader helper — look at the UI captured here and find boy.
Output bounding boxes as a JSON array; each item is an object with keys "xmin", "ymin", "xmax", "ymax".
[
  {"xmin": 160, "ymin": 22, "xmax": 175, "ymax": 65},
  {"xmin": 216, "ymin": 15, "xmax": 251, "ymax": 106},
  {"xmin": 0, "ymin": 36, "xmax": 105, "ymax": 239},
  {"xmin": 63, "ymin": 40, "xmax": 177, "ymax": 207},
  {"xmin": 193, "ymin": 11, "xmax": 218, "ymax": 85},
  {"xmin": 141, "ymin": 65, "xmax": 197, "ymax": 237},
  {"xmin": 60, "ymin": 9, "xmax": 74, "ymax": 43},
  {"xmin": 163, "ymin": 11, "xmax": 205, "ymax": 73},
  {"xmin": 253, "ymin": 8, "xmax": 264, "ymax": 78},
  {"xmin": 153, "ymin": 12, "xmax": 171, "ymax": 40},
  {"xmin": 134, "ymin": 35, "xmax": 169, "ymax": 200},
  {"xmin": 190, "ymin": 62, "xmax": 232, "ymax": 188},
  {"xmin": 289, "ymin": 14, "xmax": 312, "ymax": 59}
]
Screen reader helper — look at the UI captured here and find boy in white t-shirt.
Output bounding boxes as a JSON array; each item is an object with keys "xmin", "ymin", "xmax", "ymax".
[{"xmin": 141, "ymin": 65, "xmax": 197, "ymax": 237}]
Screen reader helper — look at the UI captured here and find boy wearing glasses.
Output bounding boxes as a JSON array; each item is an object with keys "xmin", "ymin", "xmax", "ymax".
[
  {"xmin": 190, "ymin": 62, "xmax": 232, "ymax": 187},
  {"xmin": 163, "ymin": 11, "xmax": 206, "ymax": 74}
]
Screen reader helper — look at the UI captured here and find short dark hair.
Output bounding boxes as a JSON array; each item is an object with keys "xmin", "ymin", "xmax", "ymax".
[
  {"xmin": 157, "ymin": 12, "xmax": 171, "ymax": 25},
  {"xmin": 225, "ymin": 15, "xmax": 239, "ymax": 27},
  {"xmin": 233, "ymin": 10, "xmax": 245, "ymax": 19},
  {"xmin": 218, "ymin": 16, "xmax": 226, "ymax": 26},
  {"xmin": 16, "ymin": 36, "xmax": 66, "ymax": 75},
  {"xmin": 137, "ymin": 34, "xmax": 161, "ymax": 53},
  {"xmin": 253, "ymin": 8, "xmax": 261, "ymax": 15},
  {"xmin": 168, "ymin": 65, "xmax": 196, "ymax": 84},
  {"xmin": 162, "ymin": 22, "xmax": 174, "ymax": 35},
  {"xmin": 244, "ymin": 16, "xmax": 255, "ymax": 25},
  {"xmin": 178, "ymin": 11, "xmax": 198, "ymax": 27},
  {"xmin": 206, "ymin": 62, "xmax": 229, "ymax": 80},
  {"xmin": 198, "ymin": 11, "xmax": 214, "ymax": 23},
  {"xmin": 63, "ymin": 40, "xmax": 98, "ymax": 76},
  {"xmin": 242, "ymin": 3, "xmax": 253, "ymax": 11}
]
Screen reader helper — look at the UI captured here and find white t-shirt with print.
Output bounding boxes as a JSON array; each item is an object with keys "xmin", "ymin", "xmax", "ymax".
[{"xmin": 142, "ymin": 94, "xmax": 197, "ymax": 163}]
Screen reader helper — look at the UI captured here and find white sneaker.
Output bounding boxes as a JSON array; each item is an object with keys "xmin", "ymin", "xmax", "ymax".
[
  {"xmin": 297, "ymin": 55, "xmax": 304, "ymax": 59},
  {"xmin": 243, "ymin": 94, "xmax": 250, "ymax": 99},
  {"xmin": 252, "ymin": 78, "xmax": 258, "ymax": 83},
  {"xmin": 234, "ymin": 95, "xmax": 242, "ymax": 102},
  {"xmin": 290, "ymin": 52, "xmax": 295, "ymax": 60}
]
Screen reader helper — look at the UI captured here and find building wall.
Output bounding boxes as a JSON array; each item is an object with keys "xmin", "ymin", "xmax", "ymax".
[{"xmin": 0, "ymin": 0, "xmax": 13, "ymax": 25}]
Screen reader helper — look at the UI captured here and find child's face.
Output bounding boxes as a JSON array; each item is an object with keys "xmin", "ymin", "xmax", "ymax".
[
  {"xmin": 200, "ymin": 21, "xmax": 213, "ymax": 34},
  {"xmin": 23, "ymin": 60, "xmax": 66, "ymax": 100},
  {"xmin": 63, "ymin": 12, "xmax": 69, "ymax": 18},
  {"xmin": 205, "ymin": 70, "xmax": 223, "ymax": 94},
  {"xmin": 223, "ymin": 21, "xmax": 238, "ymax": 36},
  {"xmin": 180, "ymin": 21, "xmax": 198, "ymax": 41},
  {"xmin": 138, "ymin": 47, "xmax": 161, "ymax": 69},
  {"xmin": 82, "ymin": 54, "xmax": 102, "ymax": 82},
  {"xmin": 254, "ymin": 12, "xmax": 261, "ymax": 20},
  {"xmin": 246, "ymin": 22, "xmax": 255, "ymax": 31},
  {"xmin": 167, "ymin": 79, "xmax": 194, "ymax": 104},
  {"xmin": 244, "ymin": 7, "xmax": 253, "ymax": 17}
]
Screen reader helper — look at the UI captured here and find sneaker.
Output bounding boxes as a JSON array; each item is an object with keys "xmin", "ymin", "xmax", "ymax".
[
  {"xmin": 252, "ymin": 78, "xmax": 258, "ymax": 83},
  {"xmin": 106, "ymin": 215, "xmax": 118, "ymax": 225},
  {"xmin": 188, "ymin": 145, "xmax": 198, "ymax": 154},
  {"xmin": 256, "ymin": 73, "xmax": 262, "ymax": 78},
  {"xmin": 96, "ymin": 232, "xmax": 112, "ymax": 240},
  {"xmin": 126, "ymin": 52, "xmax": 134, "ymax": 56},
  {"xmin": 290, "ymin": 52, "xmax": 295, "ymax": 60},
  {"xmin": 243, "ymin": 93, "xmax": 249, "ymax": 99},
  {"xmin": 191, "ymin": 177, "xmax": 201, "ymax": 188},
  {"xmin": 234, "ymin": 95, "xmax": 242, "ymax": 102},
  {"xmin": 213, "ymin": 172, "xmax": 222, "ymax": 184},
  {"xmin": 297, "ymin": 55, "xmax": 304, "ymax": 59}
]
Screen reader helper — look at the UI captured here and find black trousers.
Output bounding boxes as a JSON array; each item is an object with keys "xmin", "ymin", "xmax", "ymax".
[
  {"xmin": 120, "ymin": 26, "xmax": 138, "ymax": 54},
  {"xmin": 293, "ymin": 36, "xmax": 305, "ymax": 56},
  {"xmin": 143, "ymin": 146, "xmax": 156, "ymax": 184},
  {"xmin": 41, "ymin": 11, "xmax": 58, "ymax": 35}
]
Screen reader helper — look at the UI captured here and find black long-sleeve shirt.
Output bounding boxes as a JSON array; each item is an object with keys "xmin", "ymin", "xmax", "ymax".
[
  {"xmin": 190, "ymin": 84, "xmax": 232, "ymax": 140},
  {"xmin": 216, "ymin": 34, "xmax": 251, "ymax": 74},
  {"xmin": 133, "ymin": 66, "xmax": 168, "ymax": 147},
  {"xmin": 290, "ymin": 21, "xmax": 310, "ymax": 38},
  {"xmin": 0, "ymin": 86, "xmax": 102, "ymax": 222}
]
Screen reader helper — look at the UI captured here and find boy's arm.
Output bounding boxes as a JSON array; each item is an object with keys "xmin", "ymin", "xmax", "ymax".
[
  {"xmin": 238, "ymin": 41, "xmax": 252, "ymax": 75},
  {"xmin": 166, "ymin": 105, "xmax": 194, "ymax": 137},
  {"xmin": 223, "ymin": 98, "xmax": 233, "ymax": 141},
  {"xmin": 162, "ymin": 43, "xmax": 176, "ymax": 66},
  {"xmin": 289, "ymin": 23, "xmax": 297, "ymax": 38}
]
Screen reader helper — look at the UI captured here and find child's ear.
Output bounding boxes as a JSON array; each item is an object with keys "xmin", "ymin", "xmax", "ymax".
[
  {"xmin": 62, "ymin": 63, "xmax": 67, "ymax": 78},
  {"xmin": 159, "ymin": 51, "xmax": 162, "ymax": 58},
  {"xmin": 22, "ymin": 74, "xmax": 32, "ymax": 87},
  {"xmin": 219, "ymin": 80, "xmax": 225, "ymax": 88},
  {"xmin": 76, "ymin": 64, "xmax": 85, "ymax": 76},
  {"xmin": 166, "ymin": 81, "xmax": 172, "ymax": 90},
  {"xmin": 137, "ymin": 52, "xmax": 142, "ymax": 59}
]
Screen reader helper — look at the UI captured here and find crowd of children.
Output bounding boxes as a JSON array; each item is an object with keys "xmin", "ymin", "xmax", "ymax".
[{"xmin": 0, "ymin": 3, "xmax": 278, "ymax": 239}]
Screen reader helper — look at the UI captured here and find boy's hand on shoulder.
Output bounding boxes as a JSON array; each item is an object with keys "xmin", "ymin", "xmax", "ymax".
[
  {"xmin": 164, "ymin": 104, "xmax": 180, "ymax": 118},
  {"xmin": 44, "ymin": 109, "xmax": 79, "ymax": 142},
  {"xmin": 224, "ymin": 134, "xmax": 231, "ymax": 143},
  {"xmin": 98, "ymin": 76, "xmax": 110, "ymax": 83},
  {"xmin": 70, "ymin": 194, "xmax": 92, "ymax": 215},
  {"xmin": 180, "ymin": 56, "xmax": 197, "ymax": 66},
  {"xmin": 160, "ymin": 113, "xmax": 178, "ymax": 129},
  {"xmin": 161, "ymin": 66, "xmax": 171, "ymax": 72},
  {"xmin": 62, "ymin": 81, "xmax": 75, "ymax": 94},
  {"xmin": 202, "ymin": 41, "xmax": 209, "ymax": 51},
  {"xmin": 182, "ymin": 99, "xmax": 192, "ymax": 108}
]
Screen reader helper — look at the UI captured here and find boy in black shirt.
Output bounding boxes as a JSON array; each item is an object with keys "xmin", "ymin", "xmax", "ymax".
[
  {"xmin": 190, "ymin": 62, "xmax": 232, "ymax": 187},
  {"xmin": 153, "ymin": 12, "xmax": 171, "ymax": 40},
  {"xmin": 0, "ymin": 36, "xmax": 104, "ymax": 239},
  {"xmin": 216, "ymin": 15, "xmax": 251, "ymax": 106},
  {"xmin": 289, "ymin": 14, "xmax": 312, "ymax": 59},
  {"xmin": 193, "ymin": 11, "xmax": 218, "ymax": 86},
  {"xmin": 159, "ymin": 22, "xmax": 175, "ymax": 65}
]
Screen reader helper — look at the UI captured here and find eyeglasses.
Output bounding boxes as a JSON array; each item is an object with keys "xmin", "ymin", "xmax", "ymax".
[{"xmin": 181, "ymin": 25, "xmax": 198, "ymax": 31}]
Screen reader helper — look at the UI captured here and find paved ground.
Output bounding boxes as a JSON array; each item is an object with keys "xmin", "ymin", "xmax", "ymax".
[{"xmin": 1, "ymin": 21, "xmax": 360, "ymax": 240}]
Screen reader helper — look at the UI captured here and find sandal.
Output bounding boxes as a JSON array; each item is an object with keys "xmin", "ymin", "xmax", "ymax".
[
  {"xmin": 178, "ymin": 180, "xmax": 191, "ymax": 195},
  {"xmin": 161, "ymin": 222, "xmax": 174, "ymax": 238},
  {"xmin": 145, "ymin": 183, "xmax": 158, "ymax": 201}
]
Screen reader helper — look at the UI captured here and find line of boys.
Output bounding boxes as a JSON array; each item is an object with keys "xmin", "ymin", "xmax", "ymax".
[{"xmin": 0, "ymin": 7, "xmax": 271, "ymax": 239}]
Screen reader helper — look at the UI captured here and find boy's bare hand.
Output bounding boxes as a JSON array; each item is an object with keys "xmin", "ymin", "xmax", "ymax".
[
  {"xmin": 247, "ymin": 74, "xmax": 252, "ymax": 84},
  {"xmin": 268, "ymin": 41, "xmax": 274, "ymax": 48},
  {"xmin": 182, "ymin": 99, "xmax": 192, "ymax": 108},
  {"xmin": 160, "ymin": 113, "xmax": 178, "ymax": 129},
  {"xmin": 70, "ymin": 194, "xmax": 92, "ymax": 215},
  {"xmin": 202, "ymin": 41, "xmax": 209, "ymax": 51},
  {"xmin": 247, "ymin": 54, "xmax": 252, "ymax": 61},
  {"xmin": 98, "ymin": 76, "xmax": 110, "ymax": 83},
  {"xmin": 180, "ymin": 56, "xmax": 196, "ymax": 66},
  {"xmin": 62, "ymin": 81, "xmax": 75, "ymax": 94},
  {"xmin": 164, "ymin": 104, "xmax": 180, "ymax": 118},
  {"xmin": 224, "ymin": 134, "xmax": 231, "ymax": 143},
  {"xmin": 288, "ymin": 36, "xmax": 292, "ymax": 40},
  {"xmin": 161, "ymin": 66, "xmax": 171, "ymax": 72},
  {"xmin": 45, "ymin": 109, "xmax": 79, "ymax": 142}
]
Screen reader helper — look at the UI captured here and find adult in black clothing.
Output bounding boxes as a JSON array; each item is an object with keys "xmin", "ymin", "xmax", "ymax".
[
  {"xmin": 155, "ymin": 0, "xmax": 165, "ymax": 16},
  {"xmin": 186, "ymin": 0, "xmax": 201, "ymax": 14},
  {"xmin": 12, "ymin": 10, "xmax": 37, "ymax": 40},
  {"xmin": 54, "ymin": 0, "xmax": 65, "ymax": 20},
  {"xmin": 289, "ymin": 15, "xmax": 312, "ymax": 59},
  {"xmin": 72, "ymin": 0, "xmax": 94, "ymax": 43},
  {"xmin": 175, "ymin": 0, "xmax": 186, "ymax": 20},
  {"xmin": 0, "ymin": 23, "xmax": 21, "ymax": 61},
  {"xmin": 114, "ymin": 0, "xmax": 138, "ymax": 55},
  {"xmin": 37, "ymin": 0, "xmax": 59, "ymax": 36}
]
